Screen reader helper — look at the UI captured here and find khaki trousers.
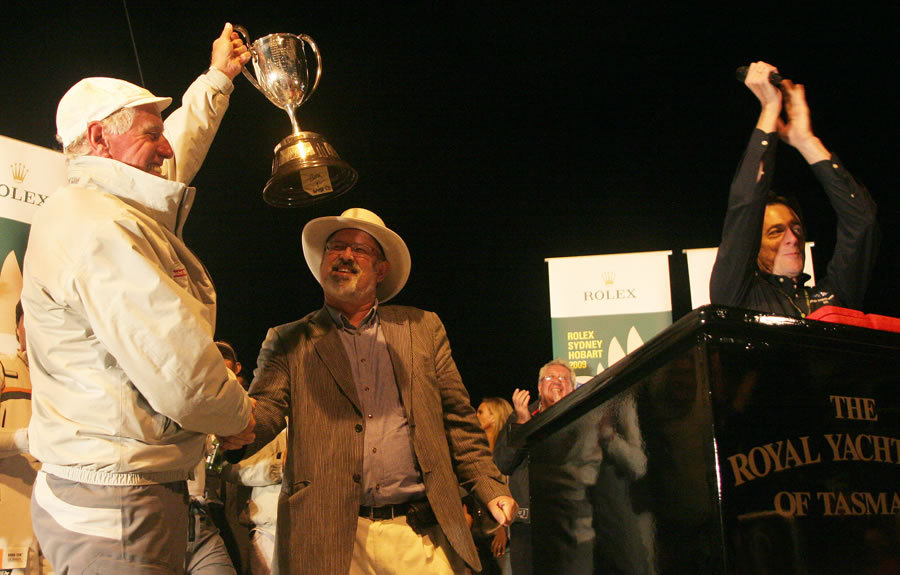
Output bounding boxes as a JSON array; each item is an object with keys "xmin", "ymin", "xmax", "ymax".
[{"xmin": 350, "ymin": 515, "xmax": 466, "ymax": 575}]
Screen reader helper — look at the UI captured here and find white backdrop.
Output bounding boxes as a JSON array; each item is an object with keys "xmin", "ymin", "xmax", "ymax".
[{"xmin": 0, "ymin": 135, "xmax": 64, "ymax": 354}]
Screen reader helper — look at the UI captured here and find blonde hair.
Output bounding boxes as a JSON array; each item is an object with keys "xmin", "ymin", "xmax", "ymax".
[{"xmin": 478, "ymin": 397, "xmax": 513, "ymax": 451}]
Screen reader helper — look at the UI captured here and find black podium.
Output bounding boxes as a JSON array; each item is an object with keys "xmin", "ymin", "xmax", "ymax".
[{"xmin": 512, "ymin": 305, "xmax": 899, "ymax": 574}]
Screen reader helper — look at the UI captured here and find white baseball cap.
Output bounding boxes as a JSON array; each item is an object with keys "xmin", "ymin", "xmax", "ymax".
[{"xmin": 56, "ymin": 77, "xmax": 172, "ymax": 147}]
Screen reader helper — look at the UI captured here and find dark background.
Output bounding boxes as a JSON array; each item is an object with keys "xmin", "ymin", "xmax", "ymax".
[{"xmin": 6, "ymin": 3, "xmax": 898, "ymax": 405}]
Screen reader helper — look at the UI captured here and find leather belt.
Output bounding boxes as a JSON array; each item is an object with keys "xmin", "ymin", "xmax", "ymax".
[{"xmin": 359, "ymin": 502, "xmax": 411, "ymax": 520}]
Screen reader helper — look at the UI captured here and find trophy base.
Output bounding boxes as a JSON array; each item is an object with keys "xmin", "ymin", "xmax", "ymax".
[{"xmin": 263, "ymin": 132, "xmax": 358, "ymax": 208}]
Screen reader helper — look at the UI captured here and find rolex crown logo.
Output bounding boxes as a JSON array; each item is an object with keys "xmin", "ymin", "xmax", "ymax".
[
  {"xmin": 602, "ymin": 272, "xmax": 615, "ymax": 285},
  {"xmin": 11, "ymin": 162, "xmax": 28, "ymax": 183}
]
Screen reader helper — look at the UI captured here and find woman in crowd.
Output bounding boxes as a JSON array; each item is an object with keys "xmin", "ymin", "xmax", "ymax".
[{"xmin": 468, "ymin": 397, "xmax": 514, "ymax": 574}]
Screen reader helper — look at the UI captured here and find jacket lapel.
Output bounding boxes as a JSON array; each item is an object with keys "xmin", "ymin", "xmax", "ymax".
[
  {"xmin": 379, "ymin": 307, "xmax": 414, "ymax": 426},
  {"xmin": 311, "ymin": 308, "xmax": 361, "ymax": 413}
]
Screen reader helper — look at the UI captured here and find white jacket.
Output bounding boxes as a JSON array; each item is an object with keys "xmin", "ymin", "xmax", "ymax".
[
  {"xmin": 22, "ymin": 70, "xmax": 252, "ymax": 486},
  {"xmin": 223, "ymin": 428, "xmax": 287, "ymax": 535}
]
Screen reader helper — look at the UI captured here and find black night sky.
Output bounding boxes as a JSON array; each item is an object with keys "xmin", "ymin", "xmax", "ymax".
[{"xmin": 6, "ymin": 3, "xmax": 899, "ymax": 405}]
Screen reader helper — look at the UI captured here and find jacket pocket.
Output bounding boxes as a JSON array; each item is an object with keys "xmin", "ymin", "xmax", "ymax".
[
  {"xmin": 289, "ymin": 479, "xmax": 311, "ymax": 496},
  {"xmin": 128, "ymin": 390, "xmax": 180, "ymax": 443}
]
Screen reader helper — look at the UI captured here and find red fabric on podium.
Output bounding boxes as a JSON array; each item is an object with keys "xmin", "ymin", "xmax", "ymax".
[{"xmin": 806, "ymin": 305, "xmax": 900, "ymax": 333}]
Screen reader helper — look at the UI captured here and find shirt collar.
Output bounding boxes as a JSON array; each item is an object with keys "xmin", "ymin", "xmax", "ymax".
[
  {"xmin": 325, "ymin": 300, "xmax": 380, "ymax": 331},
  {"xmin": 756, "ymin": 269, "xmax": 811, "ymax": 290}
]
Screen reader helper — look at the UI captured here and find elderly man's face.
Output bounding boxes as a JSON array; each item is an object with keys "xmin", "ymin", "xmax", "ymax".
[
  {"xmin": 758, "ymin": 203, "xmax": 805, "ymax": 278},
  {"xmin": 320, "ymin": 228, "xmax": 389, "ymax": 308},
  {"xmin": 102, "ymin": 104, "xmax": 173, "ymax": 176},
  {"xmin": 538, "ymin": 364, "xmax": 575, "ymax": 409}
]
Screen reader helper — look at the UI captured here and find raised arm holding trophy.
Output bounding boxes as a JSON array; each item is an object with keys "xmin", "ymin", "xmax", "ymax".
[{"xmin": 236, "ymin": 26, "xmax": 358, "ymax": 207}]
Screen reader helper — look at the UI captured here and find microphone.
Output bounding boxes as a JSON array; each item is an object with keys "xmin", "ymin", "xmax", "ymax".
[{"xmin": 735, "ymin": 66, "xmax": 783, "ymax": 87}]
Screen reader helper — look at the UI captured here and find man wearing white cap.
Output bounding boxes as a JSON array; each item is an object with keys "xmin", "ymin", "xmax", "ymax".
[
  {"xmin": 220, "ymin": 208, "xmax": 517, "ymax": 575},
  {"xmin": 21, "ymin": 24, "xmax": 255, "ymax": 574}
]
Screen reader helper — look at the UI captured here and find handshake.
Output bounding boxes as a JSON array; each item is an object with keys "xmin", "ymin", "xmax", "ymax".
[{"xmin": 217, "ymin": 396, "xmax": 257, "ymax": 451}]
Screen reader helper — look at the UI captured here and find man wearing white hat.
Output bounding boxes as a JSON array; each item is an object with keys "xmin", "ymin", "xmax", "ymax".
[
  {"xmin": 22, "ymin": 24, "xmax": 255, "ymax": 574},
  {"xmin": 220, "ymin": 208, "xmax": 517, "ymax": 575}
]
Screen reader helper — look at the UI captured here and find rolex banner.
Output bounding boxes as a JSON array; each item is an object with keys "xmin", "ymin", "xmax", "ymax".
[
  {"xmin": 546, "ymin": 251, "xmax": 673, "ymax": 381},
  {"xmin": 0, "ymin": 135, "xmax": 64, "ymax": 355}
]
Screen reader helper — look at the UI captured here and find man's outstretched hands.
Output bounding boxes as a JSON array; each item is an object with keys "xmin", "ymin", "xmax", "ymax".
[
  {"xmin": 777, "ymin": 80, "xmax": 830, "ymax": 164},
  {"xmin": 217, "ymin": 397, "xmax": 256, "ymax": 451},
  {"xmin": 211, "ymin": 23, "xmax": 251, "ymax": 81},
  {"xmin": 487, "ymin": 495, "xmax": 519, "ymax": 527},
  {"xmin": 745, "ymin": 61, "xmax": 783, "ymax": 133},
  {"xmin": 511, "ymin": 388, "xmax": 532, "ymax": 424}
]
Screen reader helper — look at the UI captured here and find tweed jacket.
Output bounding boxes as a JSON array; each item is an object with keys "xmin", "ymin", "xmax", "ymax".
[{"xmin": 245, "ymin": 305, "xmax": 510, "ymax": 574}]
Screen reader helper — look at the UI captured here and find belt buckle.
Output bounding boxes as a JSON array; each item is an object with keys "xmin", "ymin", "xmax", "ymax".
[
  {"xmin": 361, "ymin": 505, "xmax": 385, "ymax": 520},
  {"xmin": 379, "ymin": 504, "xmax": 398, "ymax": 520}
]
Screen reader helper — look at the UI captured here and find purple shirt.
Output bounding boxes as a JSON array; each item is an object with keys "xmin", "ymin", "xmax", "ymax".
[{"xmin": 326, "ymin": 304, "xmax": 425, "ymax": 506}]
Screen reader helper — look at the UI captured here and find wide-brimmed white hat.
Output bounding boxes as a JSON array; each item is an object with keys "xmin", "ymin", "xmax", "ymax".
[
  {"xmin": 302, "ymin": 208, "xmax": 411, "ymax": 303},
  {"xmin": 56, "ymin": 77, "xmax": 172, "ymax": 148}
]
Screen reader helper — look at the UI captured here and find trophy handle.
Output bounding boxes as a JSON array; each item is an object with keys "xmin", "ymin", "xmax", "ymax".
[
  {"xmin": 233, "ymin": 25, "xmax": 265, "ymax": 94},
  {"xmin": 296, "ymin": 34, "xmax": 322, "ymax": 105}
]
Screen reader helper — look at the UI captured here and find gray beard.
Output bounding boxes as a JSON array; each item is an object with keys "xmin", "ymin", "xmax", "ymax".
[{"xmin": 323, "ymin": 274, "xmax": 375, "ymax": 304}]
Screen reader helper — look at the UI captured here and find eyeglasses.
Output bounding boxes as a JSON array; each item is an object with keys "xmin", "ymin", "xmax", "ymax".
[
  {"xmin": 540, "ymin": 375, "xmax": 571, "ymax": 384},
  {"xmin": 325, "ymin": 241, "xmax": 383, "ymax": 260}
]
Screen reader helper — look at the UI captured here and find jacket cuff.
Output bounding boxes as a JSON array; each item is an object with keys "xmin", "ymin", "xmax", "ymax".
[{"xmin": 204, "ymin": 66, "xmax": 235, "ymax": 95}]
